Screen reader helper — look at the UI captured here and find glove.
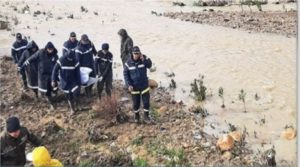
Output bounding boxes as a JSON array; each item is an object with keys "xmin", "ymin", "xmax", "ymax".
[
  {"xmin": 17, "ymin": 66, "xmax": 21, "ymax": 73},
  {"xmin": 51, "ymin": 81, "xmax": 57, "ymax": 88},
  {"xmin": 98, "ymin": 76, "xmax": 103, "ymax": 82}
]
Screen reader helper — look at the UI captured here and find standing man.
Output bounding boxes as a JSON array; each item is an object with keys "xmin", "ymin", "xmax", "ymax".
[
  {"xmin": 18, "ymin": 40, "xmax": 39, "ymax": 99},
  {"xmin": 94, "ymin": 43, "xmax": 113, "ymax": 99},
  {"xmin": 22, "ymin": 42, "xmax": 58, "ymax": 110},
  {"xmin": 62, "ymin": 32, "xmax": 78, "ymax": 56},
  {"xmin": 0, "ymin": 116, "xmax": 41, "ymax": 166},
  {"xmin": 12, "ymin": 33, "xmax": 28, "ymax": 91},
  {"xmin": 52, "ymin": 50, "xmax": 81, "ymax": 115},
  {"xmin": 123, "ymin": 46, "xmax": 152, "ymax": 123},
  {"xmin": 118, "ymin": 29, "xmax": 133, "ymax": 67},
  {"xmin": 75, "ymin": 34, "xmax": 97, "ymax": 96}
]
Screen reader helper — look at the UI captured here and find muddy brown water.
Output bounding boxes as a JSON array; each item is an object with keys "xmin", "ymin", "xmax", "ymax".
[{"xmin": 0, "ymin": 0, "xmax": 296, "ymax": 163}]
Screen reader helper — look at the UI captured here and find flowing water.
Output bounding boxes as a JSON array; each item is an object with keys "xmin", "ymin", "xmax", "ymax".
[{"xmin": 0, "ymin": 0, "xmax": 296, "ymax": 162}]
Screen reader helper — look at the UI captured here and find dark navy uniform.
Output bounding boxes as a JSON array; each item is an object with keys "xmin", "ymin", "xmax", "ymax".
[
  {"xmin": 11, "ymin": 33, "xmax": 28, "ymax": 64},
  {"xmin": 23, "ymin": 42, "xmax": 58, "ymax": 109},
  {"xmin": 75, "ymin": 34, "xmax": 97, "ymax": 96},
  {"xmin": 63, "ymin": 39, "xmax": 78, "ymax": 56},
  {"xmin": 12, "ymin": 33, "xmax": 28, "ymax": 90},
  {"xmin": 18, "ymin": 41, "xmax": 39, "ymax": 96},
  {"xmin": 94, "ymin": 43, "xmax": 113, "ymax": 98},
  {"xmin": 123, "ymin": 46, "xmax": 152, "ymax": 122},
  {"xmin": 52, "ymin": 51, "xmax": 81, "ymax": 114}
]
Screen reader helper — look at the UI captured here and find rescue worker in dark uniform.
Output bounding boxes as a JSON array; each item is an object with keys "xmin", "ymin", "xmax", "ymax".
[
  {"xmin": 94, "ymin": 43, "xmax": 113, "ymax": 99},
  {"xmin": 22, "ymin": 42, "xmax": 58, "ymax": 110},
  {"xmin": 0, "ymin": 117, "xmax": 41, "ymax": 166},
  {"xmin": 18, "ymin": 40, "xmax": 39, "ymax": 99},
  {"xmin": 123, "ymin": 46, "xmax": 152, "ymax": 123},
  {"xmin": 62, "ymin": 32, "xmax": 78, "ymax": 56},
  {"xmin": 118, "ymin": 29, "xmax": 133, "ymax": 67},
  {"xmin": 52, "ymin": 50, "xmax": 81, "ymax": 115},
  {"xmin": 75, "ymin": 34, "xmax": 97, "ymax": 96},
  {"xmin": 12, "ymin": 33, "xmax": 28, "ymax": 91}
]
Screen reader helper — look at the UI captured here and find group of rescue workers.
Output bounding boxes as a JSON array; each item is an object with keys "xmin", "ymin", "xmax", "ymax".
[{"xmin": 1, "ymin": 29, "xmax": 153, "ymax": 166}]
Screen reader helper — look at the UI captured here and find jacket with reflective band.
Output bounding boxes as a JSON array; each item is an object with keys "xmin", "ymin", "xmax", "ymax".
[
  {"xmin": 11, "ymin": 39, "xmax": 28, "ymax": 63},
  {"xmin": 123, "ymin": 55, "xmax": 152, "ymax": 90},
  {"xmin": 52, "ymin": 52, "xmax": 81, "ymax": 93}
]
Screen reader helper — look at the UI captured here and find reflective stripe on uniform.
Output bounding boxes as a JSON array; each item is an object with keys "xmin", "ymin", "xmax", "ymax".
[
  {"xmin": 75, "ymin": 49, "xmax": 82, "ymax": 54},
  {"xmin": 28, "ymin": 84, "xmax": 38, "ymax": 89},
  {"xmin": 61, "ymin": 66, "xmax": 76, "ymax": 70},
  {"xmin": 141, "ymin": 87, "xmax": 150, "ymax": 94},
  {"xmin": 75, "ymin": 47, "xmax": 93, "ymax": 54},
  {"xmin": 38, "ymin": 87, "xmax": 47, "ymax": 92},
  {"xmin": 12, "ymin": 45, "xmax": 27, "ymax": 51},
  {"xmin": 131, "ymin": 87, "xmax": 150, "ymax": 95},
  {"xmin": 71, "ymin": 85, "xmax": 79, "ymax": 92},
  {"xmin": 144, "ymin": 109, "xmax": 149, "ymax": 112},
  {"xmin": 131, "ymin": 91, "xmax": 140, "ymax": 95},
  {"xmin": 138, "ymin": 64, "xmax": 145, "ymax": 68},
  {"xmin": 133, "ymin": 110, "xmax": 139, "ymax": 113},
  {"xmin": 63, "ymin": 46, "xmax": 69, "ymax": 51}
]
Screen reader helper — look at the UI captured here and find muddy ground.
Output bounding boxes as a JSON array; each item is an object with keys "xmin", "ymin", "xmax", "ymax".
[
  {"xmin": 0, "ymin": 56, "xmax": 293, "ymax": 166},
  {"xmin": 161, "ymin": 10, "xmax": 296, "ymax": 37}
]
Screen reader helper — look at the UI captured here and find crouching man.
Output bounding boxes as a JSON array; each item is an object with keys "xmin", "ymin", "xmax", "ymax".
[
  {"xmin": 0, "ymin": 117, "xmax": 41, "ymax": 166},
  {"xmin": 123, "ymin": 46, "xmax": 152, "ymax": 123}
]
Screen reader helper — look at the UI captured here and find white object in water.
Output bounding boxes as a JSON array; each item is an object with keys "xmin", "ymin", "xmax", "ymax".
[{"xmin": 80, "ymin": 67, "xmax": 92, "ymax": 85}]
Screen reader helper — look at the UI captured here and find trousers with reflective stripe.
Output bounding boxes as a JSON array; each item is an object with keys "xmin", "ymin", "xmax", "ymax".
[{"xmin": 131, "ymin": 87, "xmax": 150, "ymax": 113}]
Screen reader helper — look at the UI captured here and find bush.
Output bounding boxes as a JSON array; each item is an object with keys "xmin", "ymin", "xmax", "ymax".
[{"xmin": 190, "ymin": 74, "xmax": 207, "ymax": 101}]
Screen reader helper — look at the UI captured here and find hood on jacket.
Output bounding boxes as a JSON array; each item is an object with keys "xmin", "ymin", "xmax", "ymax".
[
  {"xmin": 27, "ymin": 40, "xmax": 39, "ymax": 51},
  {"xmin": 118, "ymin": 29, "xmax": 128, "ymax": 39},
  {"xmin": 44, "ymin": 42, "xmax": 57, "ymax": 55}
]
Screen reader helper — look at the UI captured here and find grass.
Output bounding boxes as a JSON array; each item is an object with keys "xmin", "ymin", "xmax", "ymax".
[
  {"xmin": 132, "ymin": 135, "xmax": 144, "ymax": 146},
  {"xmin": 146, "ymin": 138, "xmax": 190, "ymax": 166},
  {"xmin": 133, "ymin": 158, "xmax": 149, "ymax": 167},
  {"xmin": 78, "ymin": 160, "xmax": 94, "ymax": 167}
]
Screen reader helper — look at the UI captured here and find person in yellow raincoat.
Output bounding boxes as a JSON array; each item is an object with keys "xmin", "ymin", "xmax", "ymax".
[{"xmin": 26, "ymin": 146, "xmax": 63, "ymax": 167}]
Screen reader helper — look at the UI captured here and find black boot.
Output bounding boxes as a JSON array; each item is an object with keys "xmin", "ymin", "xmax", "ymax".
[
  {"xmin": 22, "ymin": 80, "xmax": 28, "ymax": 92},
  {"xmin": 33, "ymin": 89, "xmax": 38, "ymax": 100},
  {"xmin": 144, "ymin": 111, "xmax": 151, "ymax": 123},
  {"xmin": 46, "ymin": 96, "xmax": 55, "ymax": 112},
  {"xmin": 68, "ymin": 100, "xmax": 75, "ymax": 116},
  {"xmin": 134, "ymin": 112, "xmax": 140, "ymax": 123}
]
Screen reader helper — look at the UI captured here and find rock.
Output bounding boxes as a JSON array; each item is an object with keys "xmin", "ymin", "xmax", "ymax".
[
  {"xmin": 158, "ymin": 106, "xmax": 168, "ymax": 113},
  {"xmin": 229, "ymin": 131, "xmax": 241, "ymax": 142},
  {"xmin": 201, "ymin": 142, "xmax": 211, "ymax": 148},
  {"xmin": 33, "ymin": 10, "xmax": 41, "ymax": 15},
  {"xmin": 67, "ymin": 14, "xmax": 74, "ymax": 19},
  {"xmin": 224, "ymin": 18, "xmax": 230, "ymax": 22},
  {"xmin": 0, "ymin": 21, "xmax": 9, "ymax": 30},
  {"xmin": 148, "ymin": 79, "xmax": 158, "ymax": 89},
  {"xmin": 173, "ymin": 2, "xmax": 186, "ymax": 7},
  {"xmin": 56, "ymin": 16, "xmax": 63, "ymax": 20},
  {"xmin": 280, "ymin": 128, "xmax": 296, "ymax": 140},
  {"xmin": 209, "ymin": 9, "xmax": 214, "ymax": 12},
  {"xmin": 222, "ymin": 151, "xmax": 232, "ymax": 161},
  {"xmin": 217, "ymin": 134, "xmax": 234, "ymax": 151}
]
